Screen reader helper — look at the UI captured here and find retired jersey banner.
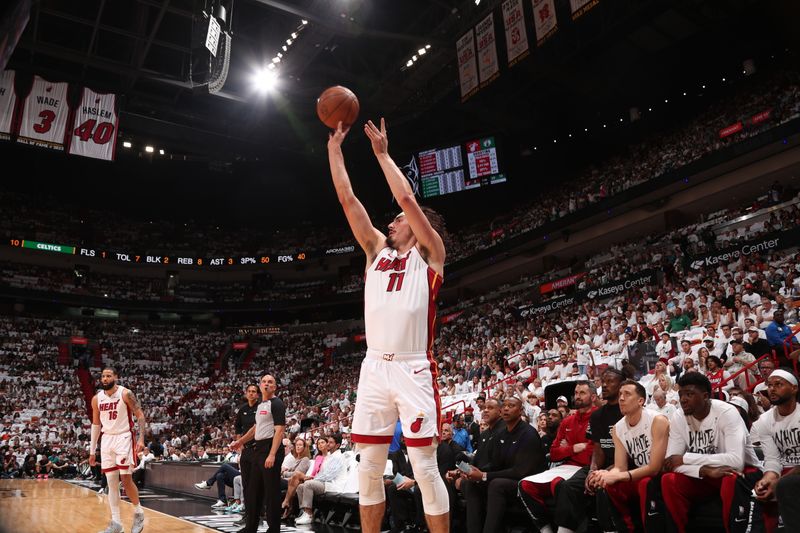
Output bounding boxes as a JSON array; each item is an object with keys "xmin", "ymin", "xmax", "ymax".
[
  {"xmin": 570, "ymin": 0, "xmax": 599, "ymax": 21},
  {"xmin": 456, "ymin": 30, "xmax": 479, "ymax": 102},
  {"xmin": 17, "ymin": 76, "xmax": 69, "ymax": 150},
  {"xmin": 532, "ymin": 0, "xmax": 558, "ymax": 46},
  {"xmin": 502, "ymin": 0, "xmax": 529, "ymax": 67},
  {"xmin": 475, "ymin": 14, "xmax": 500, "ymax": 87},
  {"xmin": 0, "ymin": 70, "xmax": 18, "ymax": 141},
  {"xmin": 68, "ymin": 87, "xmax": 119, "ymax": 161}
]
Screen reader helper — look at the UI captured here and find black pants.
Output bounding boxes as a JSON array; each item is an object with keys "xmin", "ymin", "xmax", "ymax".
[
  {"xmin": 207, "ymin": 463, "xmax": 239, "ymax": 501},
  {"xmin": 554, "ymin": 465, "xmax": 592, "ymax": 531},
  {"xmin": 386, "ymin": 484, "xmax": 424, "ymax": 531},
  {"xmin": 777, "ymin": 475, "xmax": 800, "ymax": 531},
  {"xmin": 463, "ymin": 477, "xmax": 519, "ymax": 533},
  {"xmin": 243, "ymin": 439, "xmax": 284, "ymax": 533},
  {"xmin": 239, "ymin": 445, "xmax": 256, "ymax": 521}
]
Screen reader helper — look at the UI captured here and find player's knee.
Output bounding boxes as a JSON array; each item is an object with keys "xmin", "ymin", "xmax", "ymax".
[
  {"xmin": 357, "ymin": 443, "xmax": 389, "ymax": 506},
  {"xmin": 407, "ymin": 445, "xmax": 449, "ymax": 516}
]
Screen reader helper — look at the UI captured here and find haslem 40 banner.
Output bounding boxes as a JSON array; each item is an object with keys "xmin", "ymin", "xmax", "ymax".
[
  {"xmin": 518, "ymin": 269, "xmax": 659, "ymax": 317},
  {"xmin": 688, "ymin": 226, "xmax": 800, "ymax": 271}
]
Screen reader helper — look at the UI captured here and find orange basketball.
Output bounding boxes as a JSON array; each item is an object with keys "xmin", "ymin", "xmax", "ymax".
[{"xmin": 316, "ymin": 85, "xmax": 359, "ymax": 130}]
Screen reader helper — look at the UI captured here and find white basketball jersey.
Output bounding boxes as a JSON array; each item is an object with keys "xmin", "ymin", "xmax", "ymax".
[
  {"xmin": 68, "ymin": 87, "xmax": 119, "ymax": 161},
  {"xmin": 17, "ymin": 76, "xmax": 69, "ymax": 150},
  {"xmin": 0, "ymin": 70, "xmax": 17, "ymax": 140},
  {"xmin": 97, "ymin": 386, "xmax": 132, "ymax": 435},
  {"xmin": 364, "ymin": 246, "xmax": 442, "ymax": 354},
  {"xmin": 614, "ymin": 408, "xmax": 656, "ymax": 468}
]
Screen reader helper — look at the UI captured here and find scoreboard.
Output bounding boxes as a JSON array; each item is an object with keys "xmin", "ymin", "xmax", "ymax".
[
  {"xmin": 6, "ymin": 238, "xmax": 357, "ymax": 269},
  {"xmin": 412, "ymin": 136, "xmax": 506, "ymax": 199}
]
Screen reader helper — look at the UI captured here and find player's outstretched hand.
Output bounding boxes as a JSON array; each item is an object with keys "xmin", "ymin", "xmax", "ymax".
[
  {"xmin": 328, "ymin": 121, "xmax": 350, "ymax": 150},
  {"xmin": 364, "ymin": 118, "xmax": 388, "ymax": 156}
]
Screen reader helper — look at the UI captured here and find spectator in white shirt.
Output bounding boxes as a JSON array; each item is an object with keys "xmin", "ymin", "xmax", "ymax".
[{"xmin": 648, "ymin": 389, "xmax": 677, "ymax": 417}]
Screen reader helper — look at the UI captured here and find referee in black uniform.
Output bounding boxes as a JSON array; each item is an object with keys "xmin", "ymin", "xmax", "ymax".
[
  {"xmin": 231, "ymin": 374, "xmax": 286, "ymax": 533},
  {"xmin": 232, "ymin": 384, "xmax": 259, "ymax": 527}
]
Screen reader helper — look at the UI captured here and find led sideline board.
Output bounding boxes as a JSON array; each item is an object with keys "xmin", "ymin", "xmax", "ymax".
[{"xmin": 403, "ymin": 135, "xmax": 506, "ymax": 199}]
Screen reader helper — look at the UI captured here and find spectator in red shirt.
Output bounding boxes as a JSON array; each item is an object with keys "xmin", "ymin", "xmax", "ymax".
[{"xmin": 518, "ymin": 381, "xmax": 597, "ymax": 530}]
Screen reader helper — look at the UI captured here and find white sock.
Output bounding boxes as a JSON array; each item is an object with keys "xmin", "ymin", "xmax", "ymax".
[
  {"xmin": 135, "ymin": 503, "xmax": 143, "ymax": 513},
  {"xmin": 106, "ymin": 471, "xmax": 121, "ymax": 523},
  {"xmin": 557, "ymin": 528, "xmax": 575, "ymax": 533},
  {"xmin": 539, "ymin": 526, "xmax": 554, "ymax": 533}
]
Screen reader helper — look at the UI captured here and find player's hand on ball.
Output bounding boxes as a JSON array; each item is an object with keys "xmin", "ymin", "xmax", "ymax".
[
  {"xmin": 364, "ymin": 118, "xmax": 388, "ymax": 156},
  {"xmin": 327, "ymin": 121, "xmax": 350, "ymax": 149}
]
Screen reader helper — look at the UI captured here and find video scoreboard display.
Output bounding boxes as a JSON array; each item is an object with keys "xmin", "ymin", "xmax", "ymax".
[{"xmin": 413, "ymin": 136, "xmax": 506, "ymax": 199}]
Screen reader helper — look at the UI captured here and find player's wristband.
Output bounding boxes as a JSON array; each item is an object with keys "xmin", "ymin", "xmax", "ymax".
[{"xmin": 90, "ymin": 424, "xmax": 101, "ymax": 452}]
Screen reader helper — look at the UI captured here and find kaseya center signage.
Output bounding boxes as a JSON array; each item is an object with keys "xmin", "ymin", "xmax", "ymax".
[{"xmin": 688, "ymin": 226, "xmax": 800, "ymax": 271}]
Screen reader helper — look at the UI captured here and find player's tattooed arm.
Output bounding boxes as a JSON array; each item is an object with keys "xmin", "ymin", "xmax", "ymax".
[{"xmin": 126, "ymin": 389, "xmax": 148, "ymax": 438}]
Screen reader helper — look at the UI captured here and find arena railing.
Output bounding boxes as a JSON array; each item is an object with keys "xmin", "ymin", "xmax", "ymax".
[{"xmin": 714, "ymin": 351, "xmax": 777, "ymax": 394}]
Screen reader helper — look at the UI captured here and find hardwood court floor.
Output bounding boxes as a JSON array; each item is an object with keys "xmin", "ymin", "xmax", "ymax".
[{"xmin": 0, "ymin": 479, "xmax": 216, "ymax": 533}]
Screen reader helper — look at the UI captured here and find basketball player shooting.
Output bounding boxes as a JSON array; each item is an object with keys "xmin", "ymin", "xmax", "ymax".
[
  {"xmin": 327, "ymin": 118, "xmax": 449, "ymax": 533},
  {"xmin": 89, "ymin": 367, "xmax": 147, "ymax": 533}
]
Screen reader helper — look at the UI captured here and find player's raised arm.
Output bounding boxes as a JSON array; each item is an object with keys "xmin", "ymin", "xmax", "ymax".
[
  {"xmin": 327, "ymin": 121, "xmax": 386, "ymax": 264},
  {"xmin": 364, "ymin": 118, "xmax": 445, "ymax": 273}
]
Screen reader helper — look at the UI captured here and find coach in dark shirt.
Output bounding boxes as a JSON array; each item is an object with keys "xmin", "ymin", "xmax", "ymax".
[
  {"xmin": 231, "ymin": 384, "xmax": 259, "ymax": 526},
  {"xmin": 471, "ymin": 398, "xmax": 505, "ymax": 470},
  {"xmin": 461, "ymin": 396, "xmax": 545, "ymax": 533}
]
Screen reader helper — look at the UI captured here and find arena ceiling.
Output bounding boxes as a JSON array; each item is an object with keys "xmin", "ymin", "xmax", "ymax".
[{"xmin": 3, "ymin": 0, "xmax": 798, "ymax": 223}]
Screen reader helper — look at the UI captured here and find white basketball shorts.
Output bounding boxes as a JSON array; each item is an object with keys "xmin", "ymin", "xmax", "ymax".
[{"xmin": 351, "ymin": 349, "xmax": 442, "ymax": 447}]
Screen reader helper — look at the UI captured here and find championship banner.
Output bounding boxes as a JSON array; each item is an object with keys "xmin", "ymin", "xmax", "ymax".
[
  {"xmin": 532, "ymin": 0, "xmax": 558, "ymax": 46},
  {"xmin": 502, "ymin": 0, "xmax": 529, "ymax": 67},
  {"xmin": 584, "ymin": 269, "xmax": 658, "ymax": 300},
  {"xmin": 475, "ymin": 13, "xmax": 500, "ymax": 87},
  {"xmin": 0, "ymin": 70, "xmax": 17, "ymax": 141},
  {"xmin": 17, "ymin": 76, "xmax": 69, "ymax": 150},
  {"xmin": 688, "ymin": 226, "xmax": 800, "ymax": 271},
  {"xmin": 456, "ymin": 30, "xmax": 479, "ymax": 102},
  {"xmin": 570, "ymin": 0, "xmax": 599, "ymax": 21},
  {"xmin": 68, "ymin": 87, "xmax": 119, "ymax": 161},
  {"xmin": 539, "ymin": 272, "xmax": 586, "ymax": 295}
]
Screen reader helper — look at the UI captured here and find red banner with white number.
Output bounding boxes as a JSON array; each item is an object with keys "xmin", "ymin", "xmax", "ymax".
[
  {"xmin": 17, "ymin": 75, "xmax": 69, "ymax": 150},
  {"xmin": 68, "ymin": 87, "xmax": 119, "ymax": 161}
]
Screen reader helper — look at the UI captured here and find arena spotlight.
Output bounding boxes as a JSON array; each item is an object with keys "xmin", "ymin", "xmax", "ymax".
[
  {"xmin": 123, "ymin": 141, "xmax": 132, "ymax": 148},
  {"xmin": 252, "ymin": 68, "xmax": 278, "ymax": 92},
  {"xmin": 159, "ymin": 149, "xmax": 165, "ymax": 155},
  {"xmin": 145, "ymin": 145, "xmax": 154, "ymax": 153},
  {"xmin": 301, "ymin": 19, "xmax": 308, "ymax": 25}
]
